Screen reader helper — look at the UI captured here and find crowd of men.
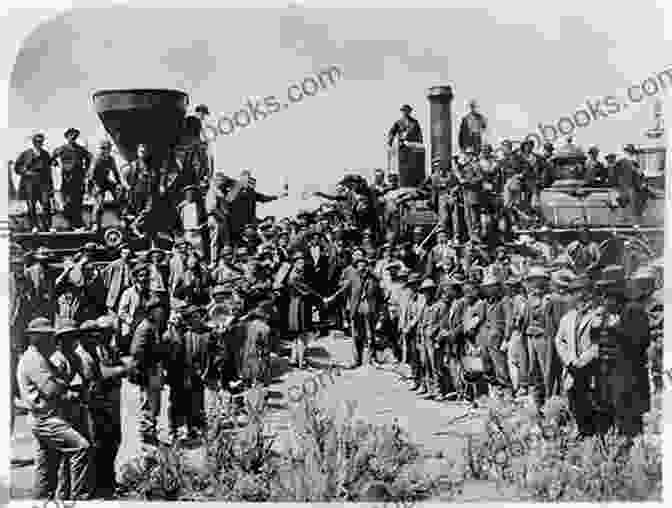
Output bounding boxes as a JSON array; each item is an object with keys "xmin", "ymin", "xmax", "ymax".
[{"xmin": 9, "ymin": 101, "xmax": 662, "ymax": 501}]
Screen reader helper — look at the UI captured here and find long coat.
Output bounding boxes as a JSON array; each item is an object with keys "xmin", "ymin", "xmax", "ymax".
[{"xmin": 287, "ymin": 268, "xmax": 319, "ymax": 334}]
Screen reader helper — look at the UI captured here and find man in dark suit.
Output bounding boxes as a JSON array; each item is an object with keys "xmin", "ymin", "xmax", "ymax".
[
  {"xmin": 326, "ymin": 257, "xmax": 384, "ymax": 366},
  {"xmin": 387, "ymin": 104, "xmax": 423, "ymax": 148},
  {"xmin": 14, "ymin": 133, "xmax": 53, "ymax": 231},
  {"xmin": 129, "ymin": 296, "xmax": 168, "ymax": 446},
  {"xmin": 51, "ymin": 128, "xmax": 92, "ymax": 230},
  {"xmin": 458, "ymin": 99, "xmax": 487, "ymax": 154}
]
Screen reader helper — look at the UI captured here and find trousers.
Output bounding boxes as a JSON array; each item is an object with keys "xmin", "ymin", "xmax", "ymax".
[
  {"xmin": 90, "ymin": 389, "xmax": 122, "ymax": 497},
  {"xmin": 137, "ymin": 369, "xmax": 163, "ymax": 443},
  {"xmin": 32, "ymin": 414, "xmax": 91, "ymax": 500}
]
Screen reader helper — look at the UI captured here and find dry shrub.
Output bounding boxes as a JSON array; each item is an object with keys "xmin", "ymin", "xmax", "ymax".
[
  {"xmin": 117, "ymin": 385, "xmax": 445, "ymax": 502},
  {"xmin": 465, "ymin": 395, "xmax": 663, "ymax": 501}
]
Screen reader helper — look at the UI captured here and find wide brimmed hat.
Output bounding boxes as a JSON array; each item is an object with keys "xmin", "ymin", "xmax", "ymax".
[
  {"xmin": 26, "ymin": 317, "xmax": 54, "ymax": 335},
  {"xmin": 551, "ymin": 269, "xmax": 577, "ymax": 288},
  {"xmin": 406, "ymin": 273, "xmax": 423, "ymax": 286},
  {"xmin": 64, "ymin": 127, "xmax": 80, "ymax": 138},
  {"xmin": 481, "ymin": 272, "xmax": 502, "ymax": 287},
  {"xmin": 148, "ymin": 248, "xmax": 167, "ymax": 260},
  {"xmin": 79, "ymin": 242, "xmax": 98, "ymax": 254},
  {"xmin": 31, "ymin": 247, "xmax": 50, "ymax": 261},
  {"xmin": 595, "ymin": 265, "xmax": 626, "ymax": 288},
  {"xmin": 96, "ymin": 315, "xmax": 116, "ymax": 330},
  {"xmin": 569, "ymin": 275, "xmax": 592, "ymax": 290},
  {"xmin": 446, "ymin": 273, "xmax": 466, "ymax": 286},
  {"xmin": 525, "ymin": 266, "xmax": 550, "ymax": 280},
  {"xmin": 79, "ymin": 320, "xmax": 102, "ymax": 333},
  {"xmin": 55, "ymin": 319, "xmax": 81, "ymax": 338},
  {"xmin": 419, "ymin": 278, "xmax": 437, "ymax": 290}
]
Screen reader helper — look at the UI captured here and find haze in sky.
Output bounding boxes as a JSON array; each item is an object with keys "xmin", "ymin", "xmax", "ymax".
[{"xmin": 6, "ymin": 2, "xmax": 672, "ymax": 197}]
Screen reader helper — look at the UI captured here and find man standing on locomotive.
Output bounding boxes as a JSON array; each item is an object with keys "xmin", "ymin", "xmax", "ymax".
[
  {"xmin": 14, "ymin": 133, "xmax": 53, "ymax": 232},
  {"xmin": 51, "ymin": 128, "xmax": 92, "ymax": 230},
  {"xmin": 387, "ymin": 104, "xmax": 423, "ymax": 149},
  {"xmin": 88, "ymin": 139, "xmax": 125, "ymax": 231},
  {"xmin": 458, "ymin": 99, "xmax": 488, "ymax": 154}
]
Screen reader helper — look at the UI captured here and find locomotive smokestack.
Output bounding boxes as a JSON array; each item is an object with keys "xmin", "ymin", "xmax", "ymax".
[
  {"xmin": 92, "ymin": 89, "xmax": 189, "ymax": 163},
  {"xmin": 427, "ymin": 86, "xmax": 454, "ymax": 171}
]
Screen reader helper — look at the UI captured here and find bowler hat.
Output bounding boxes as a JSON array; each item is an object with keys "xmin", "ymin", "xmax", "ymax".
[
  {"xmin": 64, "ymin": 128, "xmax": 80, "ymax": 138},
  {"xmin": 195, "ymin": 104, "xmax": 210, "ymax": 115},
  {"xmin": 26, "ymin": 317, "xmax": 54, "ymax": 335}
]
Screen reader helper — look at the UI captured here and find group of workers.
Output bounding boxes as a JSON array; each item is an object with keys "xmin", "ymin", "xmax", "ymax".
[{"xmin": 8, "ymin": 100, "xmax": 663, "ymax": 502}]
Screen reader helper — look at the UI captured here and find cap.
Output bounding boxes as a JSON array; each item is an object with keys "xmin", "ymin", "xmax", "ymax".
[
  {"xmin": 183, "ymin": 184, "xmax": 199, "ymax": 193},
  {"xmin": 400, "ymin": 104, "xmax": 413, "ymax": 113},
  {"xmin": 623, "ymin": 144, "xmax": 637, "ymax": 154},
  {"xmin": 32, "ymin": 132, "xmax": 45, "ymax": 141},
  {"xmin": 64, "ymin": 127, "xmax": 80, "ymax": 138}
]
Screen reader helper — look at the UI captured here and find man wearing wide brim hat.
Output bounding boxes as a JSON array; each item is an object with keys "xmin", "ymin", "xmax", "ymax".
[
  {"xmin": 53, "ymin": 127, "xmax": 90, "ymax": 230},
  {"xmin": 17, "ymin": 317, "xmax": 93, "ymax": 500},
  {"xmin": 129, "ymin": 294, "xmax": 168, "ymax": 446},
  {"xmin": 475, "ymin": 271, "xmax": 509, "ymax": 390}
]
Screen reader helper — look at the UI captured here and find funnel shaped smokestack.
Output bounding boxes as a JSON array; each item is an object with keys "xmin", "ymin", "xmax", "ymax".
[{"xmin": 92, "ymin": 89, "xmax": 189, "ymax": 162}]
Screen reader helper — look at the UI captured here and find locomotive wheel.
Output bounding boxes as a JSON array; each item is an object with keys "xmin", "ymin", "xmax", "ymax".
[{"xmin": 104, "ymin": 227, "xmax": 124, "ymax": 249}]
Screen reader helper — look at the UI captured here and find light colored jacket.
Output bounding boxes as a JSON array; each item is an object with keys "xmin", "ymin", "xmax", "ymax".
[{"xmin": 554, "ymin": 305, "xmax": 599, "ymax": 391}]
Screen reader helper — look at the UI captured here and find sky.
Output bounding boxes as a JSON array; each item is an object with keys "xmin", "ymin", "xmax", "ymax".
[{"xmin": 4, "ymin": 1, "xmax": 672, "ymax": 197}]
